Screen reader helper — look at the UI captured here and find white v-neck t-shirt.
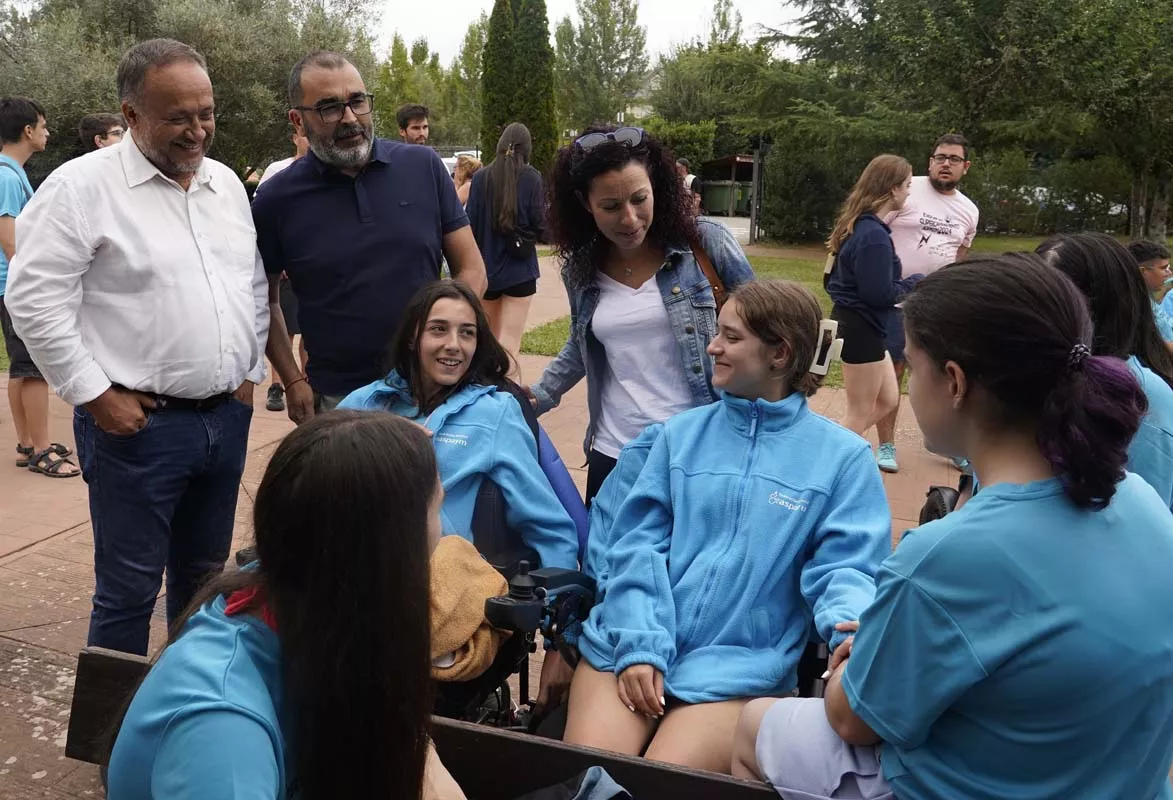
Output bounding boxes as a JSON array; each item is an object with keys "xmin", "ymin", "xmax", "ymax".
[{"xmin": 592, "ymin": 272, "xmax": 696, "ymax": 458}]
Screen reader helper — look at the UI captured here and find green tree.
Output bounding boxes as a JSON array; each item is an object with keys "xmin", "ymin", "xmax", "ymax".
[
  {"xmin": 512, "ymin": 0, "xmax": 558, "ymax": 172},
  {"xmin": 0, "ymin": 0, "xmax": 377, "ymax": 181},
  {"xmin": 707, "ymin": 0, "xmax": 741, "ymax": 47},
  {"xmin": 642, "ymin": 117, "xmax": 716, "ymax": 166},
  {"xmin": 650, "ymin": 37, "xmax": 771, "ymax": 157},
  {"xmin": 410, "ymin": 36, "xmax": 429, "ymax": 67},
  {"xmin": 553, "ymin": 0, "xmax": 648, "ymax": 131},
  {"xmin": 444, "ymin": 13, "xmax": 488, "ymax": 148},
  {"xmin": 552, "ymin": 16, "xmax": 579, "ymax": 132},
  {"xmin": 372, "ymin": 33, "xmax": 418, "ymax": 138},
  {"xmin": 480, "ymin": 0, "xmax": 518, "ymax": 156}
]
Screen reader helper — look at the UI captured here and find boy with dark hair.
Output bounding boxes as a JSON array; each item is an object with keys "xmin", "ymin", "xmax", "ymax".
[
  {"xmin": 0, "ymin": 97, "xmax": 76, "ymax": 477},
  {"xmin": 78, "ymin": 112, "xmax": 126, "ymax": 153},
  {"xmin": 1129, "ymin": 240, "xmax": 1173, "ymax": 345},
  {"xmin": 396, "ymin": 104, "xmax": 429, "ymax": 144}
]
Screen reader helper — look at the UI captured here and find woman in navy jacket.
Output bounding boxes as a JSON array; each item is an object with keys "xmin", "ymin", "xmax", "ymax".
[
  {"xmin": 825, "ymin": 155, "xmax": 922, "ymax": 439},
  {"xmin": 466, "ymin": 123, "xmax": 544, "ymax": 374}
]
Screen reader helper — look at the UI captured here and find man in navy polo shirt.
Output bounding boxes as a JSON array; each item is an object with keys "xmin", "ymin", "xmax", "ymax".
[{"xmin": 253, "ymin": 51, "xmax": 487, "ymax": 422}]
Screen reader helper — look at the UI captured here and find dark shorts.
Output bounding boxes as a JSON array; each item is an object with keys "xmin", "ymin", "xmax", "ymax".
[
  {"xmin": 885, "ymin": 307, "xmax": 905, "ymax": 362},
  {"xmin": 831, "ymin": 305, "xmax": 886, "ymax": 365},
  {"xmin": 484, "ymin": 279, "xmax": 537, "ymax": 301},
  {"xmin": 278, "ymin": 277, "xmax": 300, "ymax": 336},
  {"xmin": 0, "ymin": 295, "xmax": 43, "ymax": 380}
]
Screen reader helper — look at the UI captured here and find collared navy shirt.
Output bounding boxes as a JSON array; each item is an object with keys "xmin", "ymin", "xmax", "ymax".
[{"xmin": 252, "ymin": 138, "xmax": 469, "ymax": 396}]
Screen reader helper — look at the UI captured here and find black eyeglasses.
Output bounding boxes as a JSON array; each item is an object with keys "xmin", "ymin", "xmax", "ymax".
[
  {"xmin": 930, "ymin": 154, "xmax": 966, "ymax": 165},
  {"xmin": 574, "ymin": 127, "xmax": 645, "ymax": 152},
  {"xmin": 295, "ymin": 93, "xmax": 375, "ymax": 125}
]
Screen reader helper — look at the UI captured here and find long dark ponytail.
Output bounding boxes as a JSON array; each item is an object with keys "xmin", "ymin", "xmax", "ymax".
[
  {"xmin": 902, "ymin": 255, "xmax": 1146, "ymax": 509},
  {"xmin": 108, "ymin": 412, "xmax": 438, "ymax": 799},
  {"xmin": 485, "ymin": 121, "xmax": 533, "ymax": 235},
  {"xmin": 1037, "ymin": 232, "xmax": 1173, "ymax": 390}
]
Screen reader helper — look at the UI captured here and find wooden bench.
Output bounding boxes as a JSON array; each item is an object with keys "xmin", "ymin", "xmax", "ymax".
[{"xmin": 66, "ymin": 647, "xmax": 776, "ymax": 799}]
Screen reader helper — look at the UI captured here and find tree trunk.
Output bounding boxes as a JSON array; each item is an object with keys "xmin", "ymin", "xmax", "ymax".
[
  {"xmin": 1148, "ymin": 169, "xmax": 1170, "ymax": 245},
  {"xmin": 1131, "ymin": 164, "xmax": 1149, "ymax": 242}
]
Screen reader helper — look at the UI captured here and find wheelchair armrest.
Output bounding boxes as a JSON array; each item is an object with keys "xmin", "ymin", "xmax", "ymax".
[
  {"xmin": 486, "ymin": 546, "xmax": 541, "ymax": 581},
  {"xmin": 527, "ymin": 567, "xmax": 596, "ymax": 595}
]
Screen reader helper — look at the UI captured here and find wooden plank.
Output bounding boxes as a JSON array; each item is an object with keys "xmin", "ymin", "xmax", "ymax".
[
  {"xmin": 432, "ymin": 716, "xmax": 776, "ymax": 800},
  {"xmin": 67, "ymin": 648, "xmax": 778, "ymax": 799},
  {"xmin": 64, "ymin": 647, "xmax": 150, "ymax": 764}
]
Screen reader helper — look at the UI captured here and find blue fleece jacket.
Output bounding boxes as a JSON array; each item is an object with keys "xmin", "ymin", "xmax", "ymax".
[
  {"xmin": 578, "ymin": 392, "xmax": 891, "ymax": 703},
  {"xmin": 339, "ymin": 372, "xmax": 579, "ymax": 570},
  {"xmin": 583, "ymin": 422, "xmax": 664, "ymax": 601},
  {"xmin": 827, "ymin": 213, "xmax": 922, "ymax": 336}
]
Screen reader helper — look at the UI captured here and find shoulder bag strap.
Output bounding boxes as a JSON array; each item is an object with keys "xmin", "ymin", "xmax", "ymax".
[{"xmin": 689, "ymin": 239, "xmax": 727, "ymax": 312}]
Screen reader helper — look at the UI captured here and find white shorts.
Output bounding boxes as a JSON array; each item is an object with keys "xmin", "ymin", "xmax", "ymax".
[{"xmin": 755, "ymin": 698, "xmax": 894, "ymax": 800}]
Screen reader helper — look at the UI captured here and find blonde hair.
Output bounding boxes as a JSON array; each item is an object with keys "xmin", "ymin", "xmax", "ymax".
[
  {"xmin": 826, "ymin": 154, "xmax": 912, "ymax": 253},
  {"xmin": 731, "ymin": 280, "xmax": 827, "ymax": 397},
  {"xmin": 454, "ymin": 155, "xmax": 482, "ymax": 186}
]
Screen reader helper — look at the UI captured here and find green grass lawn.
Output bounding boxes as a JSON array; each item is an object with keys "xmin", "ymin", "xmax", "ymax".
[
  {"xmin": 0, "ymin": 335, "xmax": 8, "ymax": 373},
  {"xmin": 968, "ymin": 234, "xmax": 1046, "ymax": 254},
  {"xmin": 521, "ymin": 233, "xmax": 1049, "ymax": 391}
]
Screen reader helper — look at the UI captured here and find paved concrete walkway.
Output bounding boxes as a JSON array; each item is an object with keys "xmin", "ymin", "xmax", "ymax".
[{"xmin": 0, "ymin": 254, "xmax": 953, "ymax": 797}]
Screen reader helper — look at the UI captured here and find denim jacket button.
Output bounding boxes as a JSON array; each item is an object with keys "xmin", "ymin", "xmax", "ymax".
[
  {"xmin": 672, "ymin": 286, "xmax": 681, "ymax": 294},
  {"xmin": 685, "ymin": 325, "xmax": 696, "ymax": 334},
  {"xmin": 692, "ymin": 364, "xmax": 703, "ymax": 373}
]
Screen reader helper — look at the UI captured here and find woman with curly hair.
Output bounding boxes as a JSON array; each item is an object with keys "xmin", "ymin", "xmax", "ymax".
[{"xmin": 529, "ymin": 126, "xmax": 754, "ymax": 503}]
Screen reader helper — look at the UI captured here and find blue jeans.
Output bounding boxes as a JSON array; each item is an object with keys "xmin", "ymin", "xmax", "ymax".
[{"xmin": 74, "ymin": 399, "xmax": 253, "ymax": 655}]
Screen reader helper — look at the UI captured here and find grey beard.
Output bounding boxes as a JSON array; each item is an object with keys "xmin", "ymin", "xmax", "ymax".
[
  {"xmin": 309, "ymin": 131, "xmax": 372, "ymax": 168},
  {"xmin": 139, "ymin": 135, "xmax": 210, "ymax": 177}
]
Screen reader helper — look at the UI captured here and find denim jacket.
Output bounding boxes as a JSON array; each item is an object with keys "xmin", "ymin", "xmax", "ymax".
[{"xmin": 530, "ymin": 219, "xmax": 755, "ymax": 458}]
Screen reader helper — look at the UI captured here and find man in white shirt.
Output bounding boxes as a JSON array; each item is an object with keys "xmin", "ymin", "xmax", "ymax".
[
  {"xmin": 5, "ymin": 38, "xmax": 269, "ymax": 656},
  {"xmin": 875, "ymin": 134, "xmax": 979, "ymax": 474},
  {"xmin": 256, "ymin": 129, "xmax": 308, "ymax": 188}
]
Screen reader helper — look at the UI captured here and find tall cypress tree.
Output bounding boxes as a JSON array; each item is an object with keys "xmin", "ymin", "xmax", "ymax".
[
  {"xmin": 514, "ymin": 0, "xmax": 558, "ymax": 174},
  {"xmin": 480, "ymin": 0, "xmax": 517, "ymax": 158}
]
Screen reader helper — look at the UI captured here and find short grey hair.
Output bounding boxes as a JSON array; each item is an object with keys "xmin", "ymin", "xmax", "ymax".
[
  {"xmin": 117, "ymin": 39, "xmax": 208, "ymax": 104},
  {"xmin": 288, "ymin": 51, "xmax": 351, "ymax": 108}
]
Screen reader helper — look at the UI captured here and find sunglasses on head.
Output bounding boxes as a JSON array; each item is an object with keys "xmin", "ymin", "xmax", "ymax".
[{"xmin": 574, "ymin": 127, "xmax": 645, "ymax": 152}]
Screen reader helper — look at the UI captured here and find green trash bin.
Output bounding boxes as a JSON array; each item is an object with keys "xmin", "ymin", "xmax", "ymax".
[
  {"xmin": 734, "ymin": 182, "xmax": 752, "ymax": 215},
  {"xmin": 702, "ymin": 180, "xmax": 734, "ymax": 216}
]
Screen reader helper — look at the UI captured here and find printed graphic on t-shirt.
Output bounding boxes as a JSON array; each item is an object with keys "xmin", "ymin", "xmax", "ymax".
[
  {"xmin": 888, "ymin": 177, "xmax": 979, "ymax": 276},
  {"xmin": 913, "ymin": 211, "xmax": 967, "ymax": 263}
]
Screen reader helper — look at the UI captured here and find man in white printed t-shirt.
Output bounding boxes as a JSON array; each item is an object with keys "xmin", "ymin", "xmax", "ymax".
[{"xmin": 874, "ymin": 133, "xmax": 979, "ymax": 474}]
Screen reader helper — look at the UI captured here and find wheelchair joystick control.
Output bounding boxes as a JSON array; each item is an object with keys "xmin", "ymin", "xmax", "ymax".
[{"xmin": 509, "ymin": 561, "xmax": 539, "ymax": 601}]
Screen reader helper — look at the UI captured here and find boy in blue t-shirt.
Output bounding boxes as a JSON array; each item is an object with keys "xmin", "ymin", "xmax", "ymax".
[
  {"xmin": 0, "ymin": 96, "xmax": 78, "ymax": 478},
  {"xmin": 1131, "ymin": 240, "xmax": 1173, "ymax": 343}
]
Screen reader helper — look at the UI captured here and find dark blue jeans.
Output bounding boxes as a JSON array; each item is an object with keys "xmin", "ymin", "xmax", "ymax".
[{"xmin": 74, "ymin": 399, "xmax": 253, "ymax": 655}]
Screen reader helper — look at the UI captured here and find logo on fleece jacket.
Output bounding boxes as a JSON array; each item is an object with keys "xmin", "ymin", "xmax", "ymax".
[
  {"xmin": 768, "ymin": 491, "xmax": 808, "ymax": 512},
  {"xmin": 435, "ymin": 433, "xmax": 469, "ymax": 447}
]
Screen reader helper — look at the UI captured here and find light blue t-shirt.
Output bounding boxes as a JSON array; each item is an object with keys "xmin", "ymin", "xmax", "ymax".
[
  {"xmin": 1126, "ymin": 355, "xmax": 1173, "ymax": 510},
  {"xmin": 844, "ymin": 474, "xmax": 1173, "ymax": 800},
  {"xmin": 1153, "ymin": 297, "xmax": 1173, "ymax": 342},
  {"xmin": 106, "ymin": 594, "xmax": 287, "ymax": 799},
  {"xmin": 0, "ymin": 153, "xmax": 34, "ymax": 296}
]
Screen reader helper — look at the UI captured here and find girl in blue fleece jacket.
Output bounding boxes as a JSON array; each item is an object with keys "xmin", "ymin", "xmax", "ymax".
[
  {"xmin": 562, "ymin": 280, "xmax": 891, "ymax": 774},
  {"xmin": 340, "ymin": 281, "xmax": 581, "ymax": 707},
  {"xmin": 339, "ymin": 281, "xmax": 579, "ymax": 572}
]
